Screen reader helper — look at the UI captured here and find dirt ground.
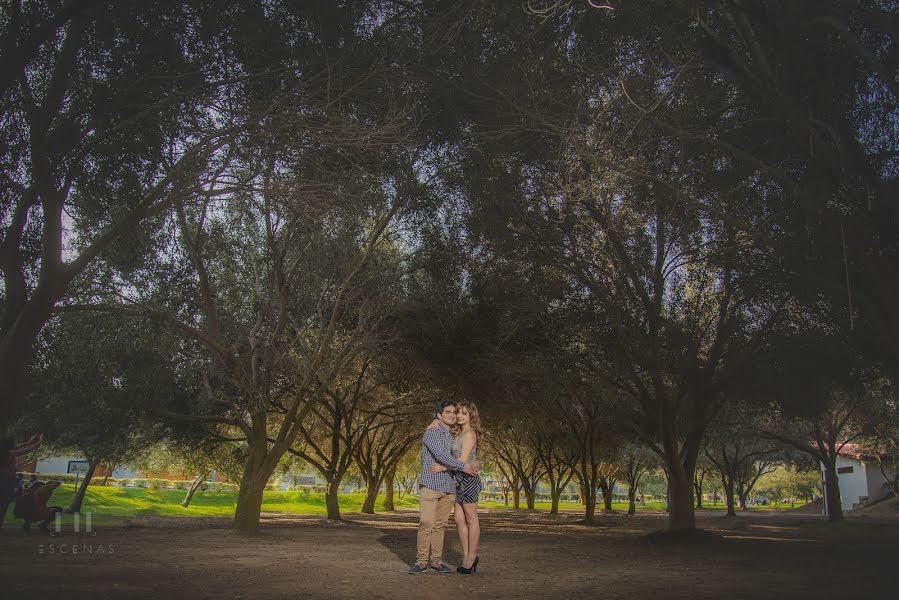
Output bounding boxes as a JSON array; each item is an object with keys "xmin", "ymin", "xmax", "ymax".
[{"xmin": 1, "ymin": 507, "xmax": 897, "ymax": 599}]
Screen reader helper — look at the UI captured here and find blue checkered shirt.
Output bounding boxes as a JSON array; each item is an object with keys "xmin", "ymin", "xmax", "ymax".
[{"xmin": 419, "ymin": 425, "xmax": 465, "ymax": 494}]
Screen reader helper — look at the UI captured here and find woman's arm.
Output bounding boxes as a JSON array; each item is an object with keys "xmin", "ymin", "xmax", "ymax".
[{"xmin": 458, "ymin": 431, "xmax": 476, "ymax": 464}]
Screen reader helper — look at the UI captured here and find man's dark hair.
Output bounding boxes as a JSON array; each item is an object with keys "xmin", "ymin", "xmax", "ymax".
[{"xmin": 435, "ymin": 398, "xmax": 456, "ymax": 416}]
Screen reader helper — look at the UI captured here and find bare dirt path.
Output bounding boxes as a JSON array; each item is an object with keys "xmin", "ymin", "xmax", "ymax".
[{"xmin": 1, "ymin": 509, "xmax": 896, "ymax": 599}]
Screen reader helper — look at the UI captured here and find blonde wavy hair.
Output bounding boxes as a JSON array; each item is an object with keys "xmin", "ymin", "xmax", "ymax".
[{"xmin": 454, "ymin": 400, "xmax": 481, "ymax": 443}]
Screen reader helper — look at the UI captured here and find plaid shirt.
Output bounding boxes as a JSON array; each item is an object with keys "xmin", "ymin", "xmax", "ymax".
[{"xmin": 419, "ymin": 425, "xmax": 465, "ymax": 494}]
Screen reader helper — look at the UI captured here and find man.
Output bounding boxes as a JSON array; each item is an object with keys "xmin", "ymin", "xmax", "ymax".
[{"xmin": 409, "ymin": 399, "xmax": 479, "ymax": 574}]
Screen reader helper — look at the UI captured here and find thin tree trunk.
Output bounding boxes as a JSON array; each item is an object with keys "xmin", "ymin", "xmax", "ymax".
[
  {"xmin": 599, "ymin": 480, "xmax": 614, "ymax": 511},
  {"xmin": 101, "ymin": 464, "xmax": 115, "ymax": 486},
  {"xmin": 583, "ymin": 484, "xmax": 597, "ymax": 524},
  {"xmin": 181, "ymin": 470, "xmax": 211, "ymax": 508},
  {"xmin": 382, "ymin": 468, "xmax": 395, "ymax": 511},
  {"xmin": 67, "ymin": 460, "xmax": 97, "ymax": 514},
  {"xmin": 325, "ymin": 479, "xmax": 341, "ymax": 520},
  {"xmin": 361, "ymin": 474, "xmax": 381, "ymax": 515},
  {"xmin": 512, "ymin": 477, "xmax": 521, "ymax": 509},
  {"xmin": 879, "ymin": 460, "xmax": 899, "ymax": 499},
  {"xmin": 627, "ymin": 489, "xmax": 636, "ymax": 515}
]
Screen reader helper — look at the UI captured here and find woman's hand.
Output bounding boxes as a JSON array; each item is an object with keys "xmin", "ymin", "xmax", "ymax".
[
  {"xmin": 428, "ymin": 463, "xmax": 447, "ymax": 474},
  {"xmin": 425, "ymin": 418, "xmax": 440, "ymax": 431}
]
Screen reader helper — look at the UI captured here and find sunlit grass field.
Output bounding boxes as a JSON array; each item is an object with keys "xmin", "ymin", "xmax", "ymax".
[
  {"xmin": 1, "ymin": 484, "xmax": 421, "ymax": 528},
  {"xmin": 2, "ymin": 484, "xmax": 809, "ymax": 529}
]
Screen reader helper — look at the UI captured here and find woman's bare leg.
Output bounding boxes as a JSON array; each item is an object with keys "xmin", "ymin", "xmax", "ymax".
[
  {"xmin": 454, "ymin": 503, "xmax": 469, "ymax": 564},
  {"xmin": 462, "ymin": 502, "xmax": 480, "ymax": 568}
]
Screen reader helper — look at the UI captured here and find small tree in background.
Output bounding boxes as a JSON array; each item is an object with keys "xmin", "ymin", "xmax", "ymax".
[{"xmin": 28, "ymin": 312, "xmax": 177, "ymax": 513}]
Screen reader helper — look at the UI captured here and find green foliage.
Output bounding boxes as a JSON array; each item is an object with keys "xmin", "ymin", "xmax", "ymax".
[{"xmin": 756, "ymin": 467, "xmax": 823, "ymax": 505}]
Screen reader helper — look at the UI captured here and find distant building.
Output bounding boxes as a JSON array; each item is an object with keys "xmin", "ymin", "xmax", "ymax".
[
  {"xmin": 25, "ymin": 455, "xmax": 226, "ymax": 482},
  {"xmin": 28, "ymin": 456, "xmax": 137, "ymax": 479},
  {"xmin": 821, "ymin": 444, "xmax": 897, "ymax": 514}
]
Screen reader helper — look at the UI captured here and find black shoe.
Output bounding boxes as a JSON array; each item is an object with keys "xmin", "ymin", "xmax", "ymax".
[{"xmin": 457, "ymin": 556, "xmax": 478, "ymax": 575}]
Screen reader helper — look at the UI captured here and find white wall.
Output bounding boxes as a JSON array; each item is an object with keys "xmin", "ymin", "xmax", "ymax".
[
  {"xmin": 34, "ymin": 456, "xmax": 83, "ymax": 474},
  {"xmin": 864, "ymin": 461, "xmax": 897, "ymax": 504},
  {"xmin": 822, "ymin": 455, "xmax": 869, "ymax": 512},
  {"xmin": 34, "ymin": 456, "xmax": 136, "ymax": 479}
]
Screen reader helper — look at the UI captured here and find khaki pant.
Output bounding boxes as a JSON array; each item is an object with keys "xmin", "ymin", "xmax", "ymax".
[{"xmin": 416, "ymin": 486, "xmax": 456, "ymax": 564}]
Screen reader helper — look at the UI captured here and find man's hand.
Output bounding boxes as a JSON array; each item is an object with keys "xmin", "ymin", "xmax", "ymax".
[
  {"xmin": 463, "ymin": 461, "xmax": 480, "ymax": 475},
  {"xmin": 428, "ymin": 463, "xmax": 447, "ymax": 474}
]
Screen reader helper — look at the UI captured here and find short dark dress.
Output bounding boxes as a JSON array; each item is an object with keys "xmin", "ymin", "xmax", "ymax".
[{"xmin": 452, "ymin": 431, "xmax": 482, "ymax": 504}]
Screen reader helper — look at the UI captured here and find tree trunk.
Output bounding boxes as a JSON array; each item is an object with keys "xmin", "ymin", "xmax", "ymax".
[
  {"xmin": 325, "ymin": 479, "xmax": 341, "ymax": 520},
  {"xmin": 512, "ymin": 477, "xmax": 521, "ymax": 509},
  {"xmin": 822, "ymin": 458, "xmax": 843, "ymax": 522},
  {"xmin": 101, "ymin": 464, "xmax": 115, "ymax": 486},
  {"xmin": 181, "ymin": 470, "xmax": 210, "ymax": 508},
  {"xmin": 627, "ymin": 488, "xmax": 636, "ymax": 516},
  {"xmin": 664, "ymin": 459, "xmax": 696, "ymax": 531},
  {"xmin": 361, "ymin": 475, "xmax": 381, "ymax": 515},
  {"xmin": 382, "ymin": 468, "xmax": 395, "ymax": 511},
  {"xmin": 233, "ymin": 427, "xmax": 278, "ymax": 534},
  {"xmin": 583, "ymin": 484, "xmax": 597, "ymax": 524},
  {"xmin": 67, "ymin": 460, "xmax": 97, "ymax": 514},
  {"xmin": 550, "ymin": 489, "xmax": 562, "ymax": 515},
  {"xmin": 525, "ymin": 482, "xmax": 536, "ymax": 510},
  {"xmin": 878, "ymin": 460, "xmax": 899, "ymax": 499},
  {"xmin": 724, "ymin": 481, "xmax": 736, "ymax": 517},
  {"xmin": 694, "ymin": 479, "xmax": 703, "ymax": 508},
  {"xmin": 737, "ymin": 490, "xmax": 748, "ymax": 510},
  {"xmin": 599, "ymin": 480, "xmax": 614, "ymax": 511},
  {"xmin": 233, "ymin": 479, "xmax": 266, "ymax": 533}
]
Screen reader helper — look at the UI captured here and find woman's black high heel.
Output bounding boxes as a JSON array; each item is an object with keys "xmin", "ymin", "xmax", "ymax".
[{"xmin": 457, "ymin": 556, "xmax": 479, "ymax": 575}]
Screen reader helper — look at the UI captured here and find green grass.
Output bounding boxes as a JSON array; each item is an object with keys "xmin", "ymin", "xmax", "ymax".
[
  {"xmin": 2, "ymin": 485, "xmax": 810, "ymax": 529},
  {"xmin": 1, "ymin": 484, "xmax": 421, "ymax": 528}
]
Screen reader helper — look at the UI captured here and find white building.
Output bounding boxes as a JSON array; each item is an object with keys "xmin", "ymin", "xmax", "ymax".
[
  {"xmin": 821, "ymin": 444, "xmax": 897, "ymax": 514},
  {"xmin": 33, "ymin": 456, "xmax": 137, "ymax": 479}
]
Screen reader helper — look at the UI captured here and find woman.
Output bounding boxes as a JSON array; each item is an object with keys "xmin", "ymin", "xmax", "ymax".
[{"xmin": 429, "ymin": 401, "xmax": 482, "ymax": 574}]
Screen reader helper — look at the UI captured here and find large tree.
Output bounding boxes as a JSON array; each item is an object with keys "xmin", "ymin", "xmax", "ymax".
[{"xmin": 0, "ymin": 0, "xmax": 272, "ymax": 428}]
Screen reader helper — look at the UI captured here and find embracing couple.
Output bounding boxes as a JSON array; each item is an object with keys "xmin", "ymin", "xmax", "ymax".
[{"xmin": 409, "ymin": 398, "xmax": 483, "ymax": 575}]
